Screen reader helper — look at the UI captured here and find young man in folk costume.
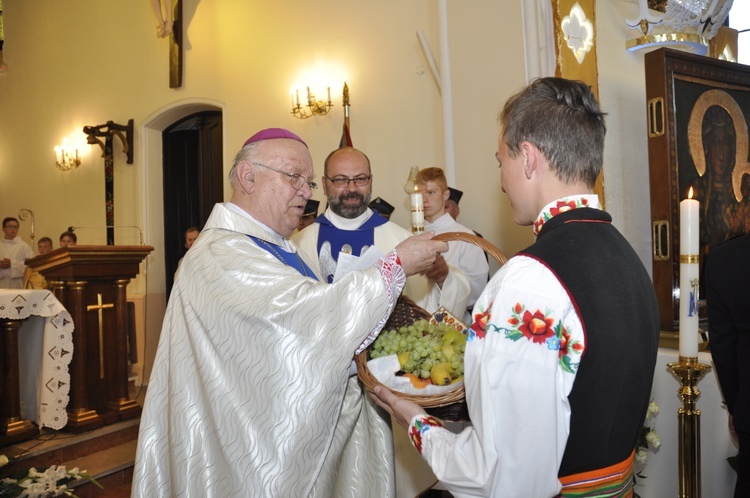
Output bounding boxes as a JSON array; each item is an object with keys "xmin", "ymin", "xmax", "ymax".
[{"xmin": 373, "ymin": 78, "xmax": 660, "ymax": 497}]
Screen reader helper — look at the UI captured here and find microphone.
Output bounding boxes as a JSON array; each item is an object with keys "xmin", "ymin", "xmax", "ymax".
[{"xmin": 66, "ymin": 225, "xmax": 145, "ymax": 245}]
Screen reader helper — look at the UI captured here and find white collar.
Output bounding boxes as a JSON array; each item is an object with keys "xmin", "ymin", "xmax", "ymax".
[
  {"xmin": 225, "ymin": 202, "xmax": 293, "ymax": 250},
  {"xmin": 323, "ymin": 207, "xmax": 373, "ymax": 230}
]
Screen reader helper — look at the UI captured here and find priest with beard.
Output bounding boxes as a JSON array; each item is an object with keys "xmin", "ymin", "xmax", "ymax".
[{"xmin": 292, "ymin": 146, "xmax": 470, "ymax": 496}]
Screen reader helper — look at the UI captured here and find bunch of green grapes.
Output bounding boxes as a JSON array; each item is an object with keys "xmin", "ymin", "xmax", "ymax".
[{"xmin": 370, "ymin": 319, "xmax": 465, "ymax": 380}]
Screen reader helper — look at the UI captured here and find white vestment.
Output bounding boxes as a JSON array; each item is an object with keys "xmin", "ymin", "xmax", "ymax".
[
  {"xmin": 132, "ymin": 203, "xmax": 405, "ymax": 498},
  {"xmin": 292, "ymin": 208, "xmax": 470, "ymax": 317},
  {"xmin": 0, "ymin": 237, "xmax": 33, "ymax": 289},
  {"xmin": 293, "ymin": 207, "xmax": 471, "ymax": 497}
]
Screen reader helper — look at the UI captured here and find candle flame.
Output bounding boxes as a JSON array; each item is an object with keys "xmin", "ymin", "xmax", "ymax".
[{"xmin": 688, "ymin": 187, "xmax": 693, "ymax": 199}]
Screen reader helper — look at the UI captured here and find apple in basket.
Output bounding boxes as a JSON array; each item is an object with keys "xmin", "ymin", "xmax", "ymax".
[{"xmin": 369, "ymin": 318, "xmax": 466, "ymax": 387}]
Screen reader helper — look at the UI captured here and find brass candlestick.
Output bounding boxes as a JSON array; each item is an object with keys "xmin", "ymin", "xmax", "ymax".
[{"xmin": 667, "ymin": 356, "xmax": 712, "ymax": 498}]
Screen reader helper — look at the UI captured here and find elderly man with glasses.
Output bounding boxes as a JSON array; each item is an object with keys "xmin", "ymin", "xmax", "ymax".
[
  {"xmin": 132, "ymin": 129, "xmax": 448, "ymax": 498},
  {"xmin": 0, "ymin": 217, "xmax": 33, "ymax": 288}
]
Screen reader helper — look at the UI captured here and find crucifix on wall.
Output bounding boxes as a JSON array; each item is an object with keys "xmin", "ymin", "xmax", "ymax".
[
  {"xmin": 83, "ymin": 119, "xmax": 134, "ymax": 245},
  {"xmin": 149, "ymin": 0, "xmax": 183, "ymax": 88}
]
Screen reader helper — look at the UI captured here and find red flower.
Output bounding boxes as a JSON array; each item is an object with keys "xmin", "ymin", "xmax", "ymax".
[
  {"xmin": 559, "ymin": 326, "xmax": 583, "ymax": 359},
  {"xmin": 558, "ymin": 327, "xmax": 571, "ymax": 358},
  {"xmin": 518, "ymin": 309, "xmax": 555, "ymax": 344},
  {"xmin": 514, "ymin": 303, "xmax": 523, "ymax": 314},
  {"xmin": 472, "ymin": 306, "xmax": 491, "ymax": 339},
  {"xmin": 550, "ymin": 200, "xmax": 577, "ymax": 216},
  {"xmin": 409, "ymin": 426, "xmax": 423, "ymax": 453}
]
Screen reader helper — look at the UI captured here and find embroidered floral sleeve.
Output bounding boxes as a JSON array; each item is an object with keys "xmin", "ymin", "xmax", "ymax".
[
  {"xmin": 408, "ymin": 415, "xmax": 444, "ymax": 455},
  {"xmin": 354, "ymin": 250, "xmax": 406, "ymax": 355}
]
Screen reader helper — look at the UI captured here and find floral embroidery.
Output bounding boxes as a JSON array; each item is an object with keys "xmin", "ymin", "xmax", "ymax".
[
  {"xmin": 409, "ymin": 415, "xmax": 443, "ymax": 455},
  {"xmin": 501, "ymin": 303, "xmax": 583, "ymax": 373},
  {"xmin": 469, "ymin": 302, "xmax": 493, "ymax": 341},
  {"xmin": 533, "ymin": 196, "xmax": 592, "ymax": 236},
  {"xmin": 518, "ymin": 308, "xmax": 555, "ymax": 344}
]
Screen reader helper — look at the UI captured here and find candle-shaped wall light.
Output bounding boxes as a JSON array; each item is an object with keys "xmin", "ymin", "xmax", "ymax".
[
  {"xmin": 290, "ymin": 85, "xmax": 334, "ymax": 119},
  {"xmin": 404, "ymin": 166, "xmax": 425, "ymax": 234},
  {"xmin": 679, "ymin": 186, "xmax": 700, "ymax": 358},
  {"xmin": 54, "ymin": 137, "xmax": 81, "ymax": 172}
]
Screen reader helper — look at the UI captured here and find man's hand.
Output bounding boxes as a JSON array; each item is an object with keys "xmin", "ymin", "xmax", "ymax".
[
  {"xmin": 370, "ymin": 384, "xmax": 427, "ymax": 429},
  {"xmin": 394, "ymin": 232, "xmax": 449, "ymax": 277},
  {"xmin": 420, "ymin": 255, "xmax": 448, "ymax": 286},
  {"xmin": 0, "ymin": 258, "xmax": 10, "ymax": 269}
]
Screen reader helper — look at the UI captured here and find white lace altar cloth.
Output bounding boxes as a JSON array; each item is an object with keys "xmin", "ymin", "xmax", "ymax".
[{"xmin": 0, "ymin": 289, "xmax": 73, "ymax": 430}]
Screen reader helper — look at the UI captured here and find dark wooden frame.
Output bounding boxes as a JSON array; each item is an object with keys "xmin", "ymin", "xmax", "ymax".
[{"xmin": 645, "ymin": 48, "xmax": 750, "ymax": 332}]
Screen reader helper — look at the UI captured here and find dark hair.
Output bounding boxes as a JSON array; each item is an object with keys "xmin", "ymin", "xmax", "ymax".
[
  {"xmin": 38, "ymin": 237, "xmax": 53, "ymax": 245},
  {"xmin": 499, "ymin": 77, "xmax": 607, "ymax": 188},
  {"xmin": 60, "ymin": 231, "xmax": 77, "ymax": 243},
  {"xmin": 3, "ymin": 217, "xmax": 19, "ymax": 228}
]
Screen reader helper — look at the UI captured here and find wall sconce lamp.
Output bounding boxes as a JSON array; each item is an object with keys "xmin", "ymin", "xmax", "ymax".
[
  {"xmin": 54, "ymin": 138, "xmax": 81, "ymax": 171},
  {"xmin": 291, "ymin": 86, "xmax": 333, "ymax": 119}
]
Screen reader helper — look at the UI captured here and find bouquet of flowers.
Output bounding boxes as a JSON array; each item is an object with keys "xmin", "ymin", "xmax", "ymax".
[
  {"xmin": 0, "ymin": 454, "xmax": 101, "ymax": 498},
  {"xmin": 635, "ymin": 400, "xmax": 662, "ymax": 471}
]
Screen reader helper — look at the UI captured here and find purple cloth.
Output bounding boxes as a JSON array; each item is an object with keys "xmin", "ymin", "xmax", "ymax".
[{"xmin": 243, "ymin": 128, "xmax": 307, "ymax": 148}]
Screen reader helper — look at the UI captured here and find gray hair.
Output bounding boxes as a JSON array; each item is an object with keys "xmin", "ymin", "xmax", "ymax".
[
  {"xmin": 499, "ymin": 77, "xmax": 607, "ymax": 188},
  {"xmin": 228, "ymin": 141, "xmax": 262, "ymax": 190}
]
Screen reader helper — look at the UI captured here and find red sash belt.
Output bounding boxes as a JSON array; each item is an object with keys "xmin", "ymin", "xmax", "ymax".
[{"xmin": 557, "ymin": 450, "xmax": 635, "ymax": 498}]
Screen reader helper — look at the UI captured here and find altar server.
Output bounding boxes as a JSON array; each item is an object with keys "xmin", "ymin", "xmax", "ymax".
[
  {"xmin": 373, "ymin": 78, "xmax": 660, "ymax": 497},
  {"xmin": 132, "ymin": 128, "xmax": 448, "ymax": 497},
  {"xmin": 0, "ymin": 217, "xmax": 33, "ymax": 289},
  {"xmin": 420, "ymin": 167, "xmax": 490, "ymax": 319}
]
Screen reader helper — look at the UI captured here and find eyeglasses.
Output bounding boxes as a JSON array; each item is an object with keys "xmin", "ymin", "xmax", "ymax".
[
  {"xmin": 252, "ymin": 162, "xmax": 317, "ymax": 190},
  {"xmin": 324, "ymin": 175, "xmax": 372, "ymax": 188},
  {"xmin": 4, "ymin": 225, "xmax": 19, "ymax": 229}
]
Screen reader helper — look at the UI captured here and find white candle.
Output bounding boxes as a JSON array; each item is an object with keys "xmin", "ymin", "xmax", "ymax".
[
  {"xmin": 679, "ymin": 187, "xmax": 700, "ymax": 358},
  {"xmin": 410, "ymin": 192, "xmax": 425, "ymax": 234}
]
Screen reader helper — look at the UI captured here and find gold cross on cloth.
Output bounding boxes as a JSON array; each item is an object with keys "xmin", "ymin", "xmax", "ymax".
[{"xmin": 87, "ymin": 293, "xmax": 114, "ymax": 379}]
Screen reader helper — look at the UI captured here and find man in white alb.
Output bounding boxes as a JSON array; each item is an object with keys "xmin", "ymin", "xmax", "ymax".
[
  {"xmin": 0, "ymin": 217, "xmax": 34, "ymax": 289},
  {"xmin": 420, "ymin": 168, "xmax": 490, "ymax": 320}
]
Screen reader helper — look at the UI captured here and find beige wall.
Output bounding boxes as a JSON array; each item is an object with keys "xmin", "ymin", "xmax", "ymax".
[{"xmin": 0, "ymin": 0, "xmax": 658, "ymax": 383}]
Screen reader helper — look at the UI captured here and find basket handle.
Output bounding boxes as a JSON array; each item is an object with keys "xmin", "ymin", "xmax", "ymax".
[{"xmin": 433, "ymin": 231, "xmax": 508, "ymax": 266}]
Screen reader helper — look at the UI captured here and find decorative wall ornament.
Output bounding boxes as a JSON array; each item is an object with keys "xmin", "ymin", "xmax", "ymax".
[
  {"xmin": 552, "ymin": 0, "xmax": 604, "ymax": 206},
  {"xmin": 561, "ymin": 3, "xmax": 594, "ymax": 64},
  {"xmin": 625, "ymin": 0, "xmax": 734, "ymax": 54}
]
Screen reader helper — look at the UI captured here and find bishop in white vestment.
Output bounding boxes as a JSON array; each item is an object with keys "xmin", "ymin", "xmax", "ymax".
[{"xmin": 132, "ymin": 129, "xmax": 447, "ymax": 498}]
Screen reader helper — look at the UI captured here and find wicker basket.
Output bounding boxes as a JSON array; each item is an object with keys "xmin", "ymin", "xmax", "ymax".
[{"xmin": 356, "ymin": 231, "xmax": 508, "ymax": 421}]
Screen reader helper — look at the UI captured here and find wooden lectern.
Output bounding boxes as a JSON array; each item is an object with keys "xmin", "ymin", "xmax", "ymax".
[{"xmin": 26, "ymin": 245, "xmax": 153, "ymax": 433}]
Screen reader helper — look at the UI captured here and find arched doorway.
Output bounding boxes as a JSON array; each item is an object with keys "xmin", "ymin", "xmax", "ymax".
[
  {"xmin": 162, "ymin": 111, "xmax": 223, "ymax": 294},
  {"xmin": 137, "ymin": 99, "xmax": 224, "ymax": 386}
]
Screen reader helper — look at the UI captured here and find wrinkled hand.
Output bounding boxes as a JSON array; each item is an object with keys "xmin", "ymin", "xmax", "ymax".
[
  {"xmin": 370, "ymin": 385, "xmax": 427, "ymax": 430},
  {"xmin": 394, "ymin": 232, "xmax": 449, "ymax": 277},
  {"xmin": 420, "ymin": 255, "xmax": 448, "ymax": 285}
]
